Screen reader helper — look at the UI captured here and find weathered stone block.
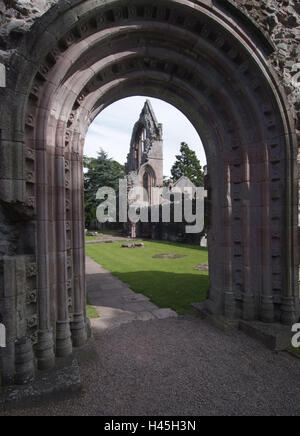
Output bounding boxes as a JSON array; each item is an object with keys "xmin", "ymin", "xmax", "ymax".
[{"xmin": 239, "ymin": 320, "xmax": 293, "ymax": 351}]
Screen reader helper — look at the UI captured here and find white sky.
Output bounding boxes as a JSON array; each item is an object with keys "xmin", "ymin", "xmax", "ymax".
[{"xmin": 84, "ymin": 96, "xmax": 206, "ymax": 177}]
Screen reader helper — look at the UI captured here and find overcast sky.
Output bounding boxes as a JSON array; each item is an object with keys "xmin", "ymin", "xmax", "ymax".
[{"xmin": 84, "ymin": 96, "xmax": 206, "ymax": 177}]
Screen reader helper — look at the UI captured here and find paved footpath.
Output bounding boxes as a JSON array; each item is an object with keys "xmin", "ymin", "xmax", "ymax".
[
  {"xmin": 2, "ymin": 257, "xmax": 300, "ymax": 415},
  {"xmin": 86, "ymin": 256, "xmax": 178, "ymax": 332}
]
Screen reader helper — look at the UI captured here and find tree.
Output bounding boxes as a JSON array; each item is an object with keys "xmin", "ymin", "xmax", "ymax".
[
  {"xmin": 171, "ymin": 142, "xmax": 204, "ymax": 186},
  {"xmin": 84, "ymin": 149, "xmax": 125, "ymax": 227}
]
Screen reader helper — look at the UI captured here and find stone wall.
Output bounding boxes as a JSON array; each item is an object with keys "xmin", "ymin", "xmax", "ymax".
[
  {"xmin": 234, "ymin": 0, "xmax": 299, "ymax": 132},
  {"xmin": 0, "ymin": 1, "xmax": 55, "ymax": 49},
  {"xmin": 137, "ymin": 219, "xmax": 202, "ymax": 246}
]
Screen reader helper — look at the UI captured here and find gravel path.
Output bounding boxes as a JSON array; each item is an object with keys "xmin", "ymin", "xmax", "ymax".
[
  {"xmin": 2, "ymin": 316, "xmax": 300, "ymax": 416},
  {"xmin": 1, "ymin": 258, "xmax": 300, "ymax": 416}
]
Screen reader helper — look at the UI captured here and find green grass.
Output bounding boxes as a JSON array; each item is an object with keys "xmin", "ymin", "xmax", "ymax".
[
  {"xmin": 85, "ymin": 240, "xmax": 209, "ymax": 315},
  {"xmin": 290, "ymin": 347, "xmax": 300, "ymax": 356},
  {"xmin": 86, "ymin": 295, "xmax": 99, "ymax": 319},
  {"xmin": 85, "ymin": 235, "xmax": 101, "ymax": 241},
  {"xmin": 86, "ymin": 236, "xmax": 98, "ymax": 241}
]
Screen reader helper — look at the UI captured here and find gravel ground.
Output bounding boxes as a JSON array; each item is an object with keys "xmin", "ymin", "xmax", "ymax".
[{"xmin": 1, "ymin": 315, "xmax": 300, "ymax": 416}]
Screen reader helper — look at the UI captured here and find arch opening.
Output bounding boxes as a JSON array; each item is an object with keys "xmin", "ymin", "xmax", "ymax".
[{"xmin": 83, "ymin": 96, "xmax": 210, "ymax": 319}]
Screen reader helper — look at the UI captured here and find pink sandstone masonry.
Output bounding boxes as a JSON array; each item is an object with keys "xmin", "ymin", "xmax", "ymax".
[{"xmin": 0, "ymin": 0, "xmax": 299, "ymax": 387}]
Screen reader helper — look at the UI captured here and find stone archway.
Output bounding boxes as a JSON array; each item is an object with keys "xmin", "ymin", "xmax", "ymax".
[{"xmin": 0, "ymin": 0, "xmax": 298, "ymax": 386}]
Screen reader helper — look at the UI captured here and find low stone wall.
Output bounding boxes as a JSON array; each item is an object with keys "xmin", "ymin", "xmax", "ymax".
[
  {"xmin": 136, "ymin": 202, "xmax": 204, "ymax": 245},
  {"xmin": 137, "ymin": 221, "xmax": 202, "ymax": 245}
]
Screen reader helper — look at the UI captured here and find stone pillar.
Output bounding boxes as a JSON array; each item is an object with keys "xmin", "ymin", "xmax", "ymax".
[
  {"xmin": 224, "ymin": 166, "xmax": 236, "ymax": 319},
  {"xmin": 35, "ymin": 148, "xmax": 55, "ymax": 370},
  {"xmin": 14, "ymin": 337, "xmax": 34, "ymax": 385},
  {"xmin": 260, "ymin": 150, "xmax": 274, "ymax": 323},
  {"xmin": 242, "ymin": 158, "xmax": 255, "ymax": 321},
  {"xmin": 1, "ymin": 258, "xmax": 17, "ymax": 385},
  {"xmin": 3, "ymin": 256, "xmax": 35, "ymax": 385},
  {"xmin": 131, "ymin": 224, "xmax": 137, "ymax": 239},
  {"xmin": 55, "ymin": 151, "xmax": 73, "ymax": 357},
  {"xmin": 280, "ymin": 140, "xmax": 296, "ymax": 325},
  {"xmin": 70, "ymin": 141, "xmax": 87, "ymax": 347},
  {"xmin": 205, "ymin": 159, "xmax": 225, "ymax": 316}
]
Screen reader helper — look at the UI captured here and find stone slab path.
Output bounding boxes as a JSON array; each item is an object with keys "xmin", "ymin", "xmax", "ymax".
[{"xmin": 86, "ymin": 256, "xmax": 178, "ymax": 333}]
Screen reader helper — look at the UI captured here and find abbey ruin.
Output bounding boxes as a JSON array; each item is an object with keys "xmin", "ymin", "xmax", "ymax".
[
  {"xmin": 0, "ymin": 0, "xmax": 299, "ymax": 389},
  {"xmin": 126, "ymin": 100, "xmax": 164, "ymax": 205}
]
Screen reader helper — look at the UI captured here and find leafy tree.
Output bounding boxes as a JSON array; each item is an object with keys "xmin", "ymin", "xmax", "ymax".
[
  {"xmin": 84, "ymin": 149, "xmax": 125, "ymax": 227},
  {"xmin": 171, "ymin": 142, "xmax": 204, "ymax": 186}
]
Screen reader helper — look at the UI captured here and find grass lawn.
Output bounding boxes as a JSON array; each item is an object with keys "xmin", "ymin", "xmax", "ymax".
[
  {"xmin": 86, "ymin": 296, "xmax": 99, "ymax": 319},
  {"xmin": 85, "ymin": 235, "xmax": 101, "ymax": 241},
  {"xmin": 85, "ymin": 240, "xmax": 209, "ymax": 314},
  {"xmin": 290, "ymin": 347, "xmax": 300, "ymax": 356}
]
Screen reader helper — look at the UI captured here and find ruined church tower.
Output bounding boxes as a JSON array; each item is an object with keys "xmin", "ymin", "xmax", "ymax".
[{"xmin": 125, "ymin": 100, "xmax": 163, "ymax": 205}]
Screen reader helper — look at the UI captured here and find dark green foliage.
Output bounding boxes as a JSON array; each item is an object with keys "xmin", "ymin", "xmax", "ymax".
[
  {"xmin": 171, "ymin": 142, "xmax": 204, "ymax": 186},
  {"xmin": 84, "ymin": 149, "xmax": 125, "ymax": 227}
]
